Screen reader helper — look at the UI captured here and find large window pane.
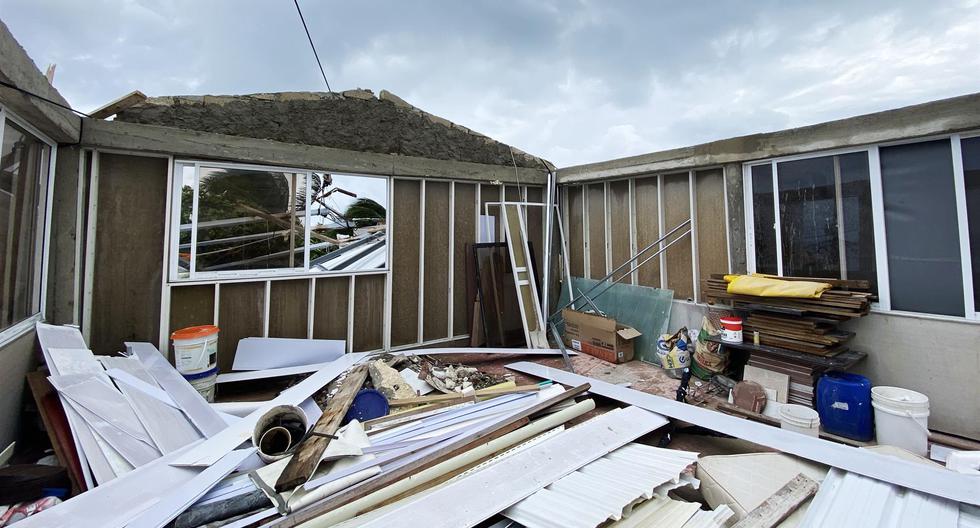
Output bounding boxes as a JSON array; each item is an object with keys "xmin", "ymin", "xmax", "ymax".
[
  {"xmin": 308, "ymin": 173, "xmax": 388, "ymax": 272},
  {"xmin": 838, "ymin": 152, "xmax": 877, "ymax": 292},
  {"xmin": 778, "ymin": 156, "xmax": 840, "ymax": 278},
  {"xmin": 0, "ymin": 120, "xmax": 50, "ymax": 330},
  {"xmin": 751, "ymin": 164, "xmax": 777, "ymax": 274},
  {"xmin": 881, "ymin": 140, "xmax": 963, "ymax": 316},
  {"xmin": 195, "ymin": 166, "xmax": 307, "ymax": 273},
  {"xmin": 962, "ymin": 136, "xmax": 980, "ymax": 307}
]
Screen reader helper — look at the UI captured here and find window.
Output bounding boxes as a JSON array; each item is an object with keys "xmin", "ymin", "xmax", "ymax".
[
  {"xmin": 0, "ymin": 114, "xmax": 53, "ymax": 335},
  {"xmin": 172, "ymin": 161, "xmax": 388, "ymax": 281},
  {"xmin": 746, "ymin": 134, "xmax": 980, "ymax": 319}
]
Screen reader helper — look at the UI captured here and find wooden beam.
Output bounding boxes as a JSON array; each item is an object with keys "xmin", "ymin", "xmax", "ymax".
[
  {"xmin": 732, "ymin": 473, "xmax": 819, "ymax": 528},
  {"xmin": 80, "ymin": 118, "xmax": 548, "ymax": 184},
  {"xmin": 274, "ymin": 364, "xmax": 369, "ymax": 492},
  {"xmin": 89, "ymin": 90, "xmax": 147, "ymax": 120}
]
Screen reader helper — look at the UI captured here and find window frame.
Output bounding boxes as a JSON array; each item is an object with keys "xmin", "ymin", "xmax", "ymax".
[
  {"xmin": 743, "ymin": 134, "xmax": 980, "ymax": 321},
  {"xmin": 168, "ymin": 159, "xmax": 389, "ymax": 283},
  {"xmin": 0, "ymin": 105, "xmax": 57, "ymax": 347}
]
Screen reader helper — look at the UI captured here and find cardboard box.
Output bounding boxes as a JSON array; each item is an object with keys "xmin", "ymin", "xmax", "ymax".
[{"xmin": 561, "ymin": 308, "xmax": 641, "ymax": 364}]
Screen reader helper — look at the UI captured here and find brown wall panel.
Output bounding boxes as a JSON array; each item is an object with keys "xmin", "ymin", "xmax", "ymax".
[
  {"xmin": 423, "ymin": 181, "xmax": 450, "ymax": 341},
  {"xmin": 312, "ymin": 276, "xmax": 349, "ymax": 341},
  {"xmin": 452, "ymin": 183, "xmax": 476, "ymax": 336},
  {"xmin": 608, "ymin": 180, "xmax": 632, "ymax": 282},
  {"xmin": 217, "ymin": 281, "xmax": 265, "ymax": 371},
  {"xmin": 525, "ymin": 186, "xmax": 544, "ymax": 287},
  {"xmin": 567, "ymin": 186, "xmax": 585, "ymax": 278},
  {"xmin": 90, "ymin": 153, "xmax": 167, "ymax": 355},
  {"xmin": 268, "ymin": 279, "xmax": 309, "ymax": 338},
  {"xmin": 696, "ymin": 168, "xmax": 728, "ymax": 301},
  {"xmin": 391, "ymin": 179, "xmax": 421, "ymax": 346},
  {"xmin": 663, "ymin": 172, "xmax": 694, "ymax": 299},
  {"xmin": 168, "ymin": 284, "xmax": 215, "ymax": 357},
  {"xmin": 480, "ymin": 183, "xmax": 504, "ymax": 242},
  {"xmin": 634, "ymin": 177, "xmax": 660, "ymax": 288},
  {"xmin": 352, "ymin": 274, "xmax": 385, "ymax": 351},
  {"xmin": 587, "ymin": 183, "xmax": 606, "ymax": 278}
]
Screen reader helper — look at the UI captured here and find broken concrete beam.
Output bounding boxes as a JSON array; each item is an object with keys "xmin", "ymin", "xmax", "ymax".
[{"xmin": 368, "ymin": 360, "xmax": 416, "ymax": 400}]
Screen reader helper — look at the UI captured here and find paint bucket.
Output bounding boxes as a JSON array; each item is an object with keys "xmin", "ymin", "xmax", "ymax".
[
  {"xmin": 719, "ymin": 317, "xmax": 743, "ymax": 343},
  {"xmin": 779, "ymin": 404, "xmax": 821, "ymax": 437},
  {"xmin": 171, "ymin": 325, "xmax": 219, "ymax": 401},
  {"xmin": 871, "ymin": 386, "xmax": 930, "ymax": 456}
]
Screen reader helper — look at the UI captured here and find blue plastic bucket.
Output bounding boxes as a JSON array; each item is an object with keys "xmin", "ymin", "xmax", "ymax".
[{"xmin": 816, "ymin": 371, "xmax": 873, "ymax": 441}]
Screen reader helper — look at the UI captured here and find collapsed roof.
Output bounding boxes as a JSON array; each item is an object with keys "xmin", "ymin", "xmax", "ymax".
[{"xmin": 115, "ymin": 89, "xmax": 552, "ymax": 170}]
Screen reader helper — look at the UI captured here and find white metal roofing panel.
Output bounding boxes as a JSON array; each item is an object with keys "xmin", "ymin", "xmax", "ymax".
[
  {"xmin": 502, "ymin": 442, "xmax": 698, "ymax": 528},
  {"xmin": 961, "ymin": 505, "xmax": 980, "ymax": 528},
  {"xmin": 799, "ymin": 469, "xmax": 960, "ymax": 528},
  {"xmin": 681, "ymin": 504, "xmax": 736, "ymax": 528}
]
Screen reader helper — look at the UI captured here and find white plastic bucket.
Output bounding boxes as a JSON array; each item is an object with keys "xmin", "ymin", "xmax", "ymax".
[
  {"xmin": 171, "ymin": 325, "xmax": 219, "ymax": 401},
  {"xmin": 779, "ymin": 404, "xmax": 820, "ymax": 437},
  {"xmin": 871, "ymin": 386, "xmax": 930, "ymax": 456}
]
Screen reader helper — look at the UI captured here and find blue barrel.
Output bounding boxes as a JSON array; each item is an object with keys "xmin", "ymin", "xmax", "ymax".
[{"xmin": 816, "ymin": 371, "xmax": 873, "ymax": 441}]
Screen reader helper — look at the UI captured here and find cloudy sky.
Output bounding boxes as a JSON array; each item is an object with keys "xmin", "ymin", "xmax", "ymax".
[{"xmin": 4, "ymin": 0, "xmax": 980, "ymax": 167}]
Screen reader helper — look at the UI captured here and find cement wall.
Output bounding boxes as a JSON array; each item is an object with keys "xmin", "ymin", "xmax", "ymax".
[
  {"xmin": 0, "ymin": 329, "xmax": 37, "ymax": 449},
  {"xmin": 843, "ymin": 313, "xmax": 980, "ymax": 439}
]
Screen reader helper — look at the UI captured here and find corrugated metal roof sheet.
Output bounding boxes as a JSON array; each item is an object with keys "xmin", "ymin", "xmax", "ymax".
[
  {"xmin": 681, "ymin": 504, "xmax": 736, "ymax": 528},
  {"xmin": 961, "ymin": 504, "xmax": 980, "ymax": 528},
  {"xmin": 800, "ymin": 469, "xmax": 960, "ymax": 528},
  {"xmin": 501, "ymin": 443, "xmax": 699, "ymax": 528}
]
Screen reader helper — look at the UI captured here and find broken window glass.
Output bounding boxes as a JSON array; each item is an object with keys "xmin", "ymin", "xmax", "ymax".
[{"xmin": 0, "ymin": 120, "xmax": 50, "ymax": 331}]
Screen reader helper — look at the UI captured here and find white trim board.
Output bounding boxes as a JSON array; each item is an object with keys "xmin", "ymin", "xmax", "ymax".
[
  {"xmin": 506, "ymin": 361, "xmax": 980, "ymax": 506},
  {"xmin": 355, "ymin": 406, "xmax": 669, "ymax": 528},
  {"xmin": 395, "ymin": 347, "xmax": 576, "ymax": 356},
  {"xmin": 232, "ymin": 337, "xmax": 346, "ymax": 371}
]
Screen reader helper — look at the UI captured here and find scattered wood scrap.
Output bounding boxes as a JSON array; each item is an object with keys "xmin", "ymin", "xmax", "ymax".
[{"xmin": 731, "ymin": 473, "xmax": 819, "ymax": 528}]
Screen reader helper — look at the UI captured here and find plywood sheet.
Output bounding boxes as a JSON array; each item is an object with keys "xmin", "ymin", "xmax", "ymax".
[
  {"xmin": 633, "ymin": 177, "xmax": 660, "ymax": 288},
  {"xmin": 217, "ymin": 281, "xmax": 264, "ymax": 372},
  {"xmin": 452, "ymin": 183, "xmax": 476, "ymax": 336},
  {"xmin": 696, "ymin": 168, "xmax": 728, "ymax": 301},
  {"xmin": 312, "ymin": 276, "xmax": 349, "ymax": 341},
  {"xmin": 90, "ymin": 153, "xmax": 168, "ymax": 355},
  {"xmin": 587, "ymin": 183, "xmax": 606, "ymax": 279},
  {"xmin": 608, "ymin": 180, "xmax": 632, "ymax": 282},
  {"xmin": 268, "ymin": 279, "xmax": 309, "ymax": 338},
  {"xmin": 423, "ymin": 181, "xmax": 450, "ymax": 341},
  {"xmin": 663, "ymin": 172, "xmax": 693, "ymax": 299},
  {"xmin": 168, "ymin": 285, "xmax": 215, "ymax": 357},
  {"xmin": 566, "ymin": 186, "xmax": 585, "ymax": 278},
  {"xmin": 391, "ymin": 179, "xmax": 421, "ymax": 346},
  {"xmin": 352, "ymin": 274, "xmax": 385, "ymax": 352}
]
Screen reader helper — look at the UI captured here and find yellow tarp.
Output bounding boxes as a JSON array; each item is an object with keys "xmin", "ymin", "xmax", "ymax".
[{"xmin": 724, "ymin": 274, "xmax": 832, "ymax": 299}]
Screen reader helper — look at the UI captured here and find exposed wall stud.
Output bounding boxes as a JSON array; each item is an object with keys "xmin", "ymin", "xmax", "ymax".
[
  {"xmin": 81, "ymin": 151, "xmax": 100, "ymax": 343},
  {"xmin": 689, "ymin": 170, "xmax": 700, "ymax": 302},
  {"xmin": 417, "ymin": 180, "xmax": 426, "ymax": 344},
  {"xmin": 950, "ymin": 135, "xmax": 976, "ymax": 318},
  {"xmin": 263, "ymin": 280, "xmax": 271, "ymax": 337},
  {"xmin": 347, "ymin": 275, "xmax": 355, "ymax": 353}
]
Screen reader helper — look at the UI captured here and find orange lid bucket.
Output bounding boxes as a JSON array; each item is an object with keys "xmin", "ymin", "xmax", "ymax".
[{"xmin": 171, "ymin": 325, "xmax": 220, "ymax": 341}]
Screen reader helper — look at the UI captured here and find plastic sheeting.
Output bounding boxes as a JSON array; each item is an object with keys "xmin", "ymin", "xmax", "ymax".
[
  {"xmin": 556, "ymin": 277, "xmax": 673, "ymax": 364},
  {"xmin": 725, "ymin": 274, "xmax": 831, "ymax": 298}
]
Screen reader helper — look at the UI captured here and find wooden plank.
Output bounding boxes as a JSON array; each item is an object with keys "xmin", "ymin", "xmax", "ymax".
[
  {"xmin": 312, "ymin": 277, "xmax": 348, "ymax": 341},
  {"xmin": 391, "ymin": 180, "xmax": 421, "ymax": 346},
  {"xmin": 608, "ymin": 180, "xmax": 632, "ymax": 282},
  {"xmin": 731, "ymin": 473, "xmax": 819, "ymax": 528},
  {"xmin": 352, "ymin": 274, "xmax": 384, "ymax": 352},
  {"xmin": 273, "ymin": 383, "xmax": 594, "ymax": 527},
  {"xmin": 89, "ymin": 90, "xmax": 147, "ymax": 120},
  {"xmin": 89, "ymin": 153, "xmax": 168, "ymax": 355},
  {"xmin": 662, "ymin": 172, "xmax": 693, "ymax": 299},
  {"xmin": 587, "ymin": 183, "xmax": 605, "ymax": 278},
  {"xmin": 275, "ymin": 364, "xmax": 369, "ymax": 492},
  {"xmin": 168, "ymin": 285, "xmax": 215, "ymax": 357},
  {"xmin": 633, "ymin": 176, "xmax": 660, "ymax": 287},
  {"xmin": 26, "ymin": 372, "xmax": 85, "ymax": 495},
  {"xmin": 452, "ymin": 183, "xmax": 477, "ymax": 335},
  {"xmin": 268, "ymin": 279, "xmax": 308, "ymax": 339},
  {"xmin": 217, "ymin": 281, "xmax": 265, "ymax": 372},
  {"xmin": 81, "ymin": 119, "xmax": 547, "ymax": 184},
  {"xmin": 567, "ymin": 185, "xmax": 585, "ymax": 277},
  {"xmin": 423, "ymin": 181, "xmax": 451, "ymax": 341},
  {"xmin": 696, "ymin": 168, "xmax": 727, "ymax": 300}
]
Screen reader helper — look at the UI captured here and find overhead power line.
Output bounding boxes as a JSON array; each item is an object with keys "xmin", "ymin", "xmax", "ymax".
[{"xmin": 292, "ymin": 0, "xmax": 333, "ymax": 92}]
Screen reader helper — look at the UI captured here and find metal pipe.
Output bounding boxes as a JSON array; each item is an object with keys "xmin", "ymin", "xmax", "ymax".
[{"xmin": 550, "ymin": 218, "xmax": 691, "ymax": 319}]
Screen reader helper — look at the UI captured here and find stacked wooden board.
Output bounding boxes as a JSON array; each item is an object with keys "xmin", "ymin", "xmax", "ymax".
[{"xmin": 703, "ymin": 276, "xmax": 873, "ymax": 356}]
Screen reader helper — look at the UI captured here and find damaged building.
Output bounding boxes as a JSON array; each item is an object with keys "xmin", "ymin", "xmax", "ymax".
[{"xmin": 0, "ymin": 17, "xmax": 978, "ymax": 528}]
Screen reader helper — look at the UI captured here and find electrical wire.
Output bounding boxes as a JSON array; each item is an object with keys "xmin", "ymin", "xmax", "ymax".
[
  {"xmin": 0, "ymin": 79, "xmax": 92, "ymax": 117},
  {"xmin": 292, "ymin": 0, "xmax": 332, "ymax": 92}
]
